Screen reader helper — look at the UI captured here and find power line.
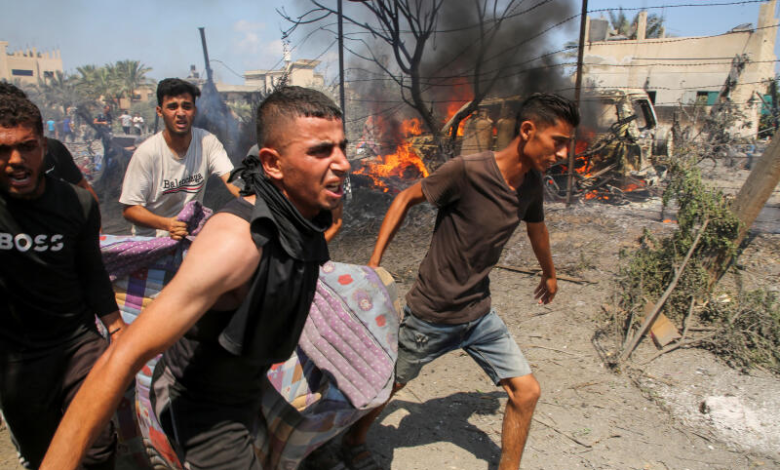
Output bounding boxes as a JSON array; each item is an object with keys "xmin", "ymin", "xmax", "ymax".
[
  {"xmin": 584, "ymin": 23, "xmax": 779, "ymax": 47},
  {"xmin": 341, "ymin": 57, "xmax": 780, "ymax": 89},
  {"xmin": 331, "ymin": 0, "xmax": 768, "ymax": 36},
  {"xmin": 587, "ymin": 0, "xmax": 768, "ymax": 14},
  {"xmin": 210, "ymin": 59, "xmax": 246, "ymax": 79}
]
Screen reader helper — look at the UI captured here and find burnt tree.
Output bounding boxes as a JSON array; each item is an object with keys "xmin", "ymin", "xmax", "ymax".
[{"xmin": 281, "ymin": 0, "xmax": 548, "ymax": 159}]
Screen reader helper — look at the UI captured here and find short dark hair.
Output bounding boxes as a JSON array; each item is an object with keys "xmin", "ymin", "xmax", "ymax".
[
  {"xmin": 0, "ymin": 95, "xmax": 43, "ymax": 137},
  {"xmin": 256, "ymin": 86, "xmax": 342, "ymax": 149},
  {"xmin": 515, "ymin": 93, "xmax": 580, "ymax": 136},
  {"xmin": 156, "ymin": 78, "xmax": 201, "ymax": 106},
  {"xmin": 0, "ymin": 82, "xmax": 28, "ymax": 99}
]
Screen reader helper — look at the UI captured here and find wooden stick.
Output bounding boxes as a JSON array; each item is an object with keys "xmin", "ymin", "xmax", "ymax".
[
  {"xmin": 620, "ymin": 219, "xmax": 709, "ymax": 363},
  {"xmin": 642, "ymin": 331, "xmax": 718, "ymax": 365},
  {"xmin": 533, "ymin": 417, "xmax": 592, "ymax": 448},
  {"xmin": 521, "ymin": 344, "xmax": 583, "ymax": 356},
  {"xmin": 494, "ymin": 264, "xmax": 594, "ymax": 284}
]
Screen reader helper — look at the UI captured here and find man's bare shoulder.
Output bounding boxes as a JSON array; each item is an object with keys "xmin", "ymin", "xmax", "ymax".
[
  {"xmin": 195, "ymin": 210, "xmax": 255, "ymax": 253},
  {"xmin": 174, "ymin": 209, "xmax": 260, "ymax": 293}
]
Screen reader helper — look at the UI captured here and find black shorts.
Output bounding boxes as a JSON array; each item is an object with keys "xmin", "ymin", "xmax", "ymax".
[
  {"xmin": 0, "ymin": 329, "xmax": 116, "ymax": 469},
  {"xmin": 151, "ymin": 363, "xmax": 264, "ymax": 470}
]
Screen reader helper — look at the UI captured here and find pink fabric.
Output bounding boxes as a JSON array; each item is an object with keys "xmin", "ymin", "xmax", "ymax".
[{"xmin": 101, "ymin": 201, "xmax": 211, "ymax": 281}]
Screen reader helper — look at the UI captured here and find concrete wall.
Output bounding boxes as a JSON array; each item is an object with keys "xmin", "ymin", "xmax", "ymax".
[
  {"xmin": 0, "ymin": 41, "xmax": 63, "ymax": 85},
  {"xmin": 582, "ymin": 0, "xmax": 778, "ymax": 136},
  {"xmin": 244, "ymin": 60, "xmax": 325, "ymax": 94}
]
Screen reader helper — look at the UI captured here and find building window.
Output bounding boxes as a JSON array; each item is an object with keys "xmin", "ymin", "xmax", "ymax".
[
  {"xmin": 11, "ymin": 69, "xmax": 34, "ymax": 77},
  {"xmin": 696, "ymin": 91, "xmax": 719, "ymax": 106},
  {"xmin": 43, "ymin": 71, "xmax": 54, "ymax": 79}
]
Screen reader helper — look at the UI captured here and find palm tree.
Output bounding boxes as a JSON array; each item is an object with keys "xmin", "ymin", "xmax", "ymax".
[
  {"xmin": 608, "ymin": 9, "xmax": 665, "ymax": 39},
  {"xmin": 75, "ymin": 65, "xmax": 109, "ymax": 103},
  {"xmin": 643, "ymin": 13, "xmax": 666, "ymax": 39},
  {"xmin": 114, "ymin": 60, "xmax": 153, "ymax": 105},
  {"xmin": 608, "ymin": 8, "xmax": 633, "ymax": 38},
  {"xmin": 35, "ymin": 71, "xmax": 79, "ymax": 117}
]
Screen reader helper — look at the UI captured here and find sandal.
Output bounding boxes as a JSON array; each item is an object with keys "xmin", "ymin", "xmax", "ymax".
[{"xmin": 340, "ymin": 443, "xmax": 383, "ymax": 470}]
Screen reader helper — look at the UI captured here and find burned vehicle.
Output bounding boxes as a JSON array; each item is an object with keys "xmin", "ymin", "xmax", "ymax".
[
  {"xmin": 443, "ymin": 89, "xmax": 669, "ymax": 202},
  {"xmin": 350, "ymin": 89, "xmax": 669, "ymax": 200},
  {"xmin": 545, "ymin": 89, "xmax": 670, "ymax": 202}
]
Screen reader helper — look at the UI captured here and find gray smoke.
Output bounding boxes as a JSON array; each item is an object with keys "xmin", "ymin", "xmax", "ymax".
[
  {"xmin": 423, "ymin": 0, "xmax": 577, "ymax": 112},
  {"xmin": 345, "ymin": 0, "xmax": 579, "ymax": 123}
]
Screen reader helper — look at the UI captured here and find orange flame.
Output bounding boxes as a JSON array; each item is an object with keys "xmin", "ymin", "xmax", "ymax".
[
  {"xmin": 353, "ymin": 140, "xmax": 429, "ymax": 192},
  {"xmin": 440, "ymin": 78, "xmax": 472, "ymax": 137},
  {"xmin": 402, "ymin": 118, "xmax": 423, "ymax": 136}
]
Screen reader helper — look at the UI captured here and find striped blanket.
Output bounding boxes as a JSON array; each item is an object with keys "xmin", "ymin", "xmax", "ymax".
[{"xmin": 103, "ymin": 204, "xmax": 400, "ymax": 469}]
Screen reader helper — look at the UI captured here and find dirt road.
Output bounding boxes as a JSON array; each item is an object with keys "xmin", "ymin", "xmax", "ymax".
[{"xmin": 2, "ymin": 159, "xmax": 778, "ymax": 469}]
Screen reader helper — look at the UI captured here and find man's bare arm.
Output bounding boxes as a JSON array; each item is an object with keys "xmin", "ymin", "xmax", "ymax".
[
  {"xmin": 324, "ymin": 203, "xmax": 343, "ymax": 243},
  {"xmin": 220, "ymin": 173, "xmax": 242, "ymax": 198},
  {"xmin": 40, "ymin": 211, "xmax": 261, "ymax": 470},
  {"xmin": 122, "ymin": 204, "xmax": 188, "ymax": 240},
  {"xmin": 526, "ymin": 221, "xmax": 557, "ymax": 304},
  {"xmin": 368, "ymin": 181, "xmax": 426, "ymax": 267}
]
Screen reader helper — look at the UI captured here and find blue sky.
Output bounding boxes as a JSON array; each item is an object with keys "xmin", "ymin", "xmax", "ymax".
[{"xmin": 1, "ymin": 0, "xmax": 777, "ymax": 85}]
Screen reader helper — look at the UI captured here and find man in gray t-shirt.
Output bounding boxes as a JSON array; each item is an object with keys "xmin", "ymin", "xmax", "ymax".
[
  {"xmin": 341, "ymin": 93, "xmax": 579, "ymax": 470},
  {"xmin": 119, "ymin": 78, "xmax": 240, "ymax": 238}
]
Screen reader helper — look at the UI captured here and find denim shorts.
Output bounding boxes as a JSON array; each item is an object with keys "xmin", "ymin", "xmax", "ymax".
[{"xmin": 395, "ymin": 307, "xmax": 532, "ymax": 385}]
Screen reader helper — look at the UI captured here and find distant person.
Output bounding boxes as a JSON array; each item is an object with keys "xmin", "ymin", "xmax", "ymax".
[
  {"xmin": 0, "ymin": 83, "xmax": 98, "ymax": 202},
  {"xmin": 118, "ymin": 110, "xmax": 133, "ymax": 134},
  {"xmin": 0, "ymin": 93, "xmax": 123, "ymax": 470},
  {"xmin": 119, "ymin": 78, "xmax": 241, "ymax": 238},
  {"xmin": 93, "ymin": 105, "xmax": 112, "ymax": 129},
  {"xmin": 93, "ymin": 105, "xmax": 113, "ymax": 150},
  {"xmin": 132, "ymin": 112, "xmax": 144, "ymax": 135},
  {"xmin": 41, "ymin": 86, "xmax": 350, "ymax": 470},
  {"xmin": 46, "ymin": 117, "xmax": 56, "ymax": 138},
  {"xmin": 341, "ymin": 93, "xmax": 579, "ymax": 470},
  {"xmin": 61, "ymin": 116, "xmax": 74, "ymax": 142}
]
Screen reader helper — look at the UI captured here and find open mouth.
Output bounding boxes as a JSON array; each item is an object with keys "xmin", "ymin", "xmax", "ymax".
[
  {"xmin": 8, "ymin": 169, "xmax": 33, "ymax": 188},
  {"xmin": 324, "ymin": 181, "xmax": 344, "ymax": 197}
]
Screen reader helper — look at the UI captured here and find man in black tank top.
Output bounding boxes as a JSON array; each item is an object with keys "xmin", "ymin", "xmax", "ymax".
[{"xmin": 43, "ymin": 87, "xmax": 351, "ymax": 470}]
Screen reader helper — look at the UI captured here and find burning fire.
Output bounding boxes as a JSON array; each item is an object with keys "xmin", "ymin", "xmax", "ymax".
[
  {"xmin": 353, "ymin": 116, "xmax": 430, "ymax": 193},
  {"xmin": 401, "ymin": 118, "xmax": 423, "ymax": 136},
  {"xmin": 441, "ymin": 78, "xmax": 473, "ymax": 137}
]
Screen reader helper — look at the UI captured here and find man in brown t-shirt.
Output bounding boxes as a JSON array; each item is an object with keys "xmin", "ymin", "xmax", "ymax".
[{"xmin": 341, "ymin": 93, "xmax": 579, "ymax": 470}]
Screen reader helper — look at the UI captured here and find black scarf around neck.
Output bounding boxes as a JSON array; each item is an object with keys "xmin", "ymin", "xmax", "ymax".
[
  {"xmin": 217, "ymin": 154, "xmax": 331, "ymax": 358},
  {"xmin": 229, "ymin": 153, "xmax": 331, "ymax": 261}
]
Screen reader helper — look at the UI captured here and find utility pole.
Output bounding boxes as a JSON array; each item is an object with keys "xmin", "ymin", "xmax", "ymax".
[
  {"xmin": 338, "ymin": 0, "xmax": 346, "ymax": 129},
  {"xmin": 708, "ymin": 127, "xmax": 780, "ymax": 282},
  {"xmin": 566, "ymin": 0, "xmax": 589, "ymax": 206},
  {"xmin": 198, "ymin": 27, "xmax": 214, "ymax": 85}
]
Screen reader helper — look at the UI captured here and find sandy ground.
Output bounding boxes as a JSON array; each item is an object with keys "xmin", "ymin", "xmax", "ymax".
[{"xmin": 1, "ymin": 156, "xmax": 778, "ymax": 469}]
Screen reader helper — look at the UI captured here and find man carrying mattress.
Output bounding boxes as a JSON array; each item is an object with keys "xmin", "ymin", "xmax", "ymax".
[
  {"xmin": 0, "ymin": 94, "xmax": 123, "ymax": 469},
  {"xmin": 342, "ymin": 93, "xmax": 579, "ymax": 470},
  {"xmin": 42, "ymin": 86, "xmax": 350, "ymax": 470}
]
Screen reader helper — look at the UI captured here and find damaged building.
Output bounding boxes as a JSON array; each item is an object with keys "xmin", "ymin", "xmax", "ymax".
[
  {"xmin": 582, "ymin": 0, "xmax": 778, "ymax": 138},
  {"xmin": 0, "ymin": 41, "xmax": 63, "ymax": 85}
]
